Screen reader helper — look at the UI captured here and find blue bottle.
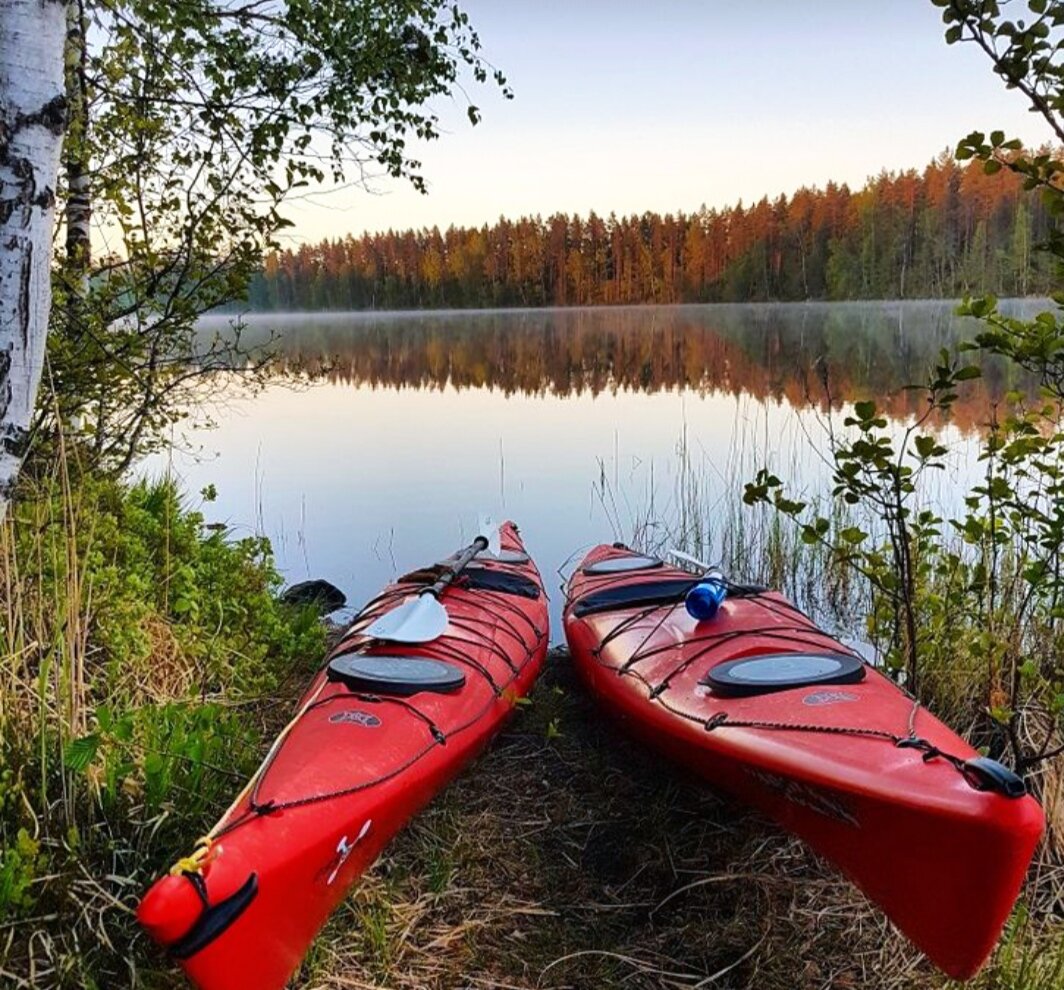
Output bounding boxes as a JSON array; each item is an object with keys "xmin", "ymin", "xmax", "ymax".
[{"xmin": 685, "ymin": 569, "xmax": 727, "ymax": 621}]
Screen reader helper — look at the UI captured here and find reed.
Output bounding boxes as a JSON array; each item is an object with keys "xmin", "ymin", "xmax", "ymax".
[{"xmin": 594, "ymin": 410, "xmax": 866, "ymax": 634}]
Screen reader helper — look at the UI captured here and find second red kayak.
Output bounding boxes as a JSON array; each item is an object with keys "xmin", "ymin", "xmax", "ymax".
[
  {"xmin": 138, "ymin": 522, "xmax": 548, "ymax": 990},
  {"xmin": 564, "ymin": 544, "xmax": 1044, "ymax": 980}
]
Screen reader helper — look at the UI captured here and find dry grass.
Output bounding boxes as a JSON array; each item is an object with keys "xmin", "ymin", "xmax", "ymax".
[{"xmin": 285, "ymin": 649, "xmax": 1064, "ymax": 990}]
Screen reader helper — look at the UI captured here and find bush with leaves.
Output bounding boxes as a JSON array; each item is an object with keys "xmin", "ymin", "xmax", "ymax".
[
  {"xmin": 44, "ymin": 0, "xmax": 511, "ymax": 473},
  {"xmin": 744, "ymin": 354, "xmax": 1064, "ymax": 771},
  {"xmin": 742, "ymin": 1, "xmax": 1064, "ymax": 773},
  {"xmin": 0, "ymin": 474, "xmax": 325, "ymax": 984}
]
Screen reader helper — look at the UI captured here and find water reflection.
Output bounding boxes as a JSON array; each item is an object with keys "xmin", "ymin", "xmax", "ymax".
[{"xmin": 207, "ymin": 300, "xmax": 1043, "ymax": 432}]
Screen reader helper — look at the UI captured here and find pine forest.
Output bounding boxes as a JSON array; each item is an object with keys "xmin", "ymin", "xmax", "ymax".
[{"xmin": 251, "ymin": 152, "xmax": 1057, "ymax": 310}]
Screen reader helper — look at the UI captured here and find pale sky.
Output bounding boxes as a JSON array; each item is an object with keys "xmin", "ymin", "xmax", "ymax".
[{"xmin": 281, "ymin": 0, "xmax": 1053, "ymax": 243}]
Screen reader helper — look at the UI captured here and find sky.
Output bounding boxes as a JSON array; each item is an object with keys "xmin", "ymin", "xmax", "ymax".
[{"xmin": 281, "ymin": 0, "xmax": 1055, "ymax": 243}]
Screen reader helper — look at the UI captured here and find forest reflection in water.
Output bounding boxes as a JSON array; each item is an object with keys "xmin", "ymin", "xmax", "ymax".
[
  {"xmin": 175, "ymin": 301, "xmax": 1043, "ymax": 638},
  {"xmin": 209, "ymin": 299, "xmax": 1043, "ymax": 433}
]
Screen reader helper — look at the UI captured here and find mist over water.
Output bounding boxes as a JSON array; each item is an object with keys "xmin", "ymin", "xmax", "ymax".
[{"xmin": 160, "ymin": 301, "xmax": 1044, "ymax": 639}]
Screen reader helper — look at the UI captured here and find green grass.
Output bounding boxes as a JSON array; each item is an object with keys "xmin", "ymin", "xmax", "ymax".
[{"xmin": 0, "ymin": 467, "xmax": 324, "ymax": 988}]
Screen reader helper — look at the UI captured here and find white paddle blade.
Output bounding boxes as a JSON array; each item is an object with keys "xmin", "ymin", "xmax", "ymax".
[
  {"xmin": 365, "ymin": 593, "xmax": 449, "ymax": 643},
  {"xmin": 478, "ymin": 514, "xmax": 502, "ymax": 558},
  {"xmin": 668, "ymin": 547, "xmax": 714, "ymax": 573}
]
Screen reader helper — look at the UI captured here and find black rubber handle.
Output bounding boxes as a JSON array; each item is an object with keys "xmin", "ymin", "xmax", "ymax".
[
  {"xmin": 170, "ymin": 873, "xmax": 258, "ymax": 959},
  {"xmin": 427, "ymin": 535, "xmax": 490, "ymax": 598},
  {"xmin": 962, "ymin": 757, "xmax": 1027, "ymax": 799}
]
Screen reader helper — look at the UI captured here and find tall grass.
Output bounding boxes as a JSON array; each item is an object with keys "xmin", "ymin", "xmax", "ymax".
[
  {"xmin": 0, "ymin": 461, "xmax": 324, "ymax": 988},
  {"xmin": 593, "ymin": 408, "xmax": 866, "ymax": 635}
]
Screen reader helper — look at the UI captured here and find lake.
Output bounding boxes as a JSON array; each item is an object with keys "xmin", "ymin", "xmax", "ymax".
[{"xmin": 158, "ymin": 301, "xmax": 1041, "ymax": 639}]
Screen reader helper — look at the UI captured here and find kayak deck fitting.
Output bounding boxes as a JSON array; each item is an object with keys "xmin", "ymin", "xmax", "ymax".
[{"xmin": 564, "ymin": 544, "xmax": 1044, "ymax": 980}]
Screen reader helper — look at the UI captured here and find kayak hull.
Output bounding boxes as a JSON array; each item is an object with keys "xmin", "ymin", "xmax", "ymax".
[
  {"xmin": 564, "ymin": 545, "xmax": 1044, "ymax": 980},
  {"xmin": 139, "ymin": 522, "xmax": 548, "ymax": 990}
]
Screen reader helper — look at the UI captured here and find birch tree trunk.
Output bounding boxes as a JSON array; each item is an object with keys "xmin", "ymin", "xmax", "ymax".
[{"xmin": 0, "ymin": 0, "xmax": 67, "ymax": 517}]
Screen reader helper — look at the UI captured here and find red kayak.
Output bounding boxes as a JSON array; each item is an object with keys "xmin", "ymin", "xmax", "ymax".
[
  {"xmin": 139, "ymin": 522, "xmax": 548, "ymax": 990},
  {"xmin": 564, "ymin": 544, "xmax": 1044, "ymax": 980}
]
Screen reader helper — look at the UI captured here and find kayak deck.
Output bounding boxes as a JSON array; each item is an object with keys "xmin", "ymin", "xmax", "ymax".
[{"xmin": 564, "ymin": 545, "xmax": 1044, "ymax": 980}]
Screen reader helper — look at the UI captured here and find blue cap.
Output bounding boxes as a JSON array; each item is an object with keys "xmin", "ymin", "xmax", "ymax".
[{"xmin": 685, "ymin": 579, "xmax": 726, "ymax": 621}]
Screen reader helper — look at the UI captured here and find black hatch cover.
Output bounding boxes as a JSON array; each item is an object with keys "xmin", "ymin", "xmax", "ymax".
[
  {"xmin": 461, "ymin": 566, "xmax": 541, "ymax": 599},
  {"xmin": 703, "ymin": 652, "xmax": 865, "ymax": 697},
  {"xmin": 571, "ymin": 578, "xmax": 697, "ymax": 617},
  {"xmin": 327, "ymin": 654, "xmax": 466, "ymax": 696}
]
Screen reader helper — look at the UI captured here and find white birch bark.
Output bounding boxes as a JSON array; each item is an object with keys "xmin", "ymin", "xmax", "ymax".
[{"xmin": 0, "ymin": 0, "xmax": 68, "ymax": 516}]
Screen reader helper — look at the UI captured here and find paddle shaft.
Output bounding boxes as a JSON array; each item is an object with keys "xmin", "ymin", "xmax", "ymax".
[{"xmin": 426, "ymin": 535, "xmax": 489, "ymax": 598}]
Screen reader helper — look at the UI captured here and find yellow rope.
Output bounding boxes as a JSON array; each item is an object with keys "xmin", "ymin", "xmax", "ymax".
[{"xmin": 169, "ymin": 836, "xmax": 214, "ymax": 876}]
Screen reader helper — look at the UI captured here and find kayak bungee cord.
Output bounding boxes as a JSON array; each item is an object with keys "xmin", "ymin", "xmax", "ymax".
[
  {"xmin": 164, "ymin": 561, "xmax": 546, "ymax": 874},
  {"xmin": 208, "ymin": 693, "xmax": 444, "ymax": 839},
  {"xmin": 227, "ymin": 637, "xmax": 545, "ymax": 826},
  {"xmin": 570, "ymin": 576, "xmax": 796, "ymax": 658},
  {"xmin": 651, "ymin": 689, "xmax": 1003, "ymax": 795},
  {"xmin": 568, "ymin": 564, "xmax": 1020, "ymax": 795},
  {"xmin": 246, "ymin": 608, "xmax": 540, "ymax": 825}
]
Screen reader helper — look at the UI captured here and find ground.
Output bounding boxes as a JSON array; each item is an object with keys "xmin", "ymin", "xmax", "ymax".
[{"xmin": 294, "ymin": 649, "xmax": 942, "ymax": 990}]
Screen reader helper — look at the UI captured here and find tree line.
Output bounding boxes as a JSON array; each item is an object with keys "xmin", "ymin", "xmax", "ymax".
[{"xmin": 248, "ymin": 152, "xmax": 1058, "ymax": 311}]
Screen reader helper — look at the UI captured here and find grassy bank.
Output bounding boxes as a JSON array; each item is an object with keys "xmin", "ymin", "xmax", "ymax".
[{"xmin": 0, "ymin": 468, "xmax": 324, "ymax": 988}]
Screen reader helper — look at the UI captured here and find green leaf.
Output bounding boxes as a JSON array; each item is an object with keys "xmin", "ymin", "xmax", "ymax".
[
  {"xmin": 64, "ymin": 735, "xmax": 101, "ymax": 772},
  {"xmin": 838, "ymin": 526, "xmax": 868, "ymax": 545},
  {"xmin": 914, "ymin": 435, "xmax": 937, "ymax": 458}
]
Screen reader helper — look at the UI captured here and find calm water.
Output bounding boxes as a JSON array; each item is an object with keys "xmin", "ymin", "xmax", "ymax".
[{"xmin": 157, "ymin": 301, "xmax": 1041, "ymax": 638}]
